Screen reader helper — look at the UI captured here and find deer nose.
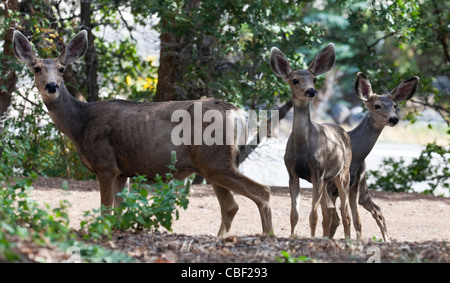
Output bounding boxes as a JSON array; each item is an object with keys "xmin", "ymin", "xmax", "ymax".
[
  {"xmin": 305, "ymin": 88, "xmax": 316, "ymax": 98},
  {"xmin": 389, "ymin": 117, "xmax": 399, "ymax": 125},
  {"xmin": 45, "ymin": 83, "xmax": 58, "ymax": 93}
]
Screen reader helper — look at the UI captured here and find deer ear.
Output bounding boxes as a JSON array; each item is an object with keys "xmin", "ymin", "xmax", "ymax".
[
  {"xmin": 390, "ymin": 76, "xmax": 419, "ymax": 102},
  {"xmin": 59, "ymin": 30, "xmax": 88, "ymax": 66},
  {"xmin": 354, "ymin": 72, "xmax": 374, "ymax": 101},
  {"xmin": 270, "ymin": 47, "xmax": 293, "ymax": 79},
  {"xmin": 13, "ymin": 31, "xmax": 37, "ymax": 66},
  {"xmin": 308, "ymin": 43, "xmax": 335, "ymax": 76}
]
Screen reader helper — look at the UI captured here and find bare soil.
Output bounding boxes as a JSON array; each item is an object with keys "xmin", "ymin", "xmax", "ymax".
[{"xmin": 20, "ymin": 177, "xmax": 450, "ymax": 262}]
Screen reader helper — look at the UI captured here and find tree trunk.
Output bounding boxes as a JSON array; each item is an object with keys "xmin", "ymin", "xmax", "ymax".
[
  {"xmin": 155, "ymin": 0, "xmax": 212, "ymax": 102},
  {"xmin": 0, "ymin": 0, "xmax": 20, "ymax": 154},
  {"xmin": 155, "ymin": 21, "xmax": 177, "ymax": 102},
  {"xmin": 155, "ymin": 21, "xmax": 197, "ymax": 102},
  {"xmin": 80, "ymin": 0, "xmax": 99, "ymax": 102}
]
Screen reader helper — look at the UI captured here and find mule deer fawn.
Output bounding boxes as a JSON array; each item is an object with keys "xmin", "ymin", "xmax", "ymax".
[
  {"xmin": 324, "ymin": 72, "xmax": 419, "ymax": 241},
  {"xmin": 13, "ymin": 30, "xmax": 273, "ymax": 237},
  {"xmin": 270, "ymin": 44, "xmax": 352, "ymax": 238}
]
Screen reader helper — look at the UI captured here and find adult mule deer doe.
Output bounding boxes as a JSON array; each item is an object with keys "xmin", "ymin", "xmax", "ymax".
[
  {"xmin": 324, "ymin": 72, "xmax": 419, "ymax": 242},
  {"xmin": 270, "ymin": 44, "xmax": 353, "ymax": 238},
  {"xmin": 13, "ymin": 30, "xmax": 273, "ymax": 237}
]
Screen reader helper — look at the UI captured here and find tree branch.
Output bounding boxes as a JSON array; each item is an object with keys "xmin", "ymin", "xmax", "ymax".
[
  {"xmin": 14, "ymin": 87, "xmax": 47, "ymax": 112},
  {"xmin": 431, "ymin": 0, "xmax": 450, "ymax": 63},
  {"xmin": 410, "ymin": 98, "xmax": 449, "ymax": 126},
  {"xmin": 116, "ymin": 5, "xmax": 136, "ymax": 41},
  {"xmin": 238, "ymin": 100, "xmax": 293, "ymax": 164},
  {"xmin": 366, "ymin": 32, "xmax": 396, "ymax": 52}
]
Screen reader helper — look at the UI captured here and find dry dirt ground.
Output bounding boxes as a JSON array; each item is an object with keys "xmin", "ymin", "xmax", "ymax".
[{"xmin": 23, "ymin": 177, "xmax": 450, "ymax": 262}]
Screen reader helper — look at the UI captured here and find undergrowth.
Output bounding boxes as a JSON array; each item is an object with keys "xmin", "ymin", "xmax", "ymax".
[{"xmin": 0, "ymin": 151, "xmax": 190, "ymax": 262}]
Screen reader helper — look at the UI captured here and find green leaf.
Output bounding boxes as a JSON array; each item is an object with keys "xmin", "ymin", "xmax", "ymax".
[{"xmin": 139, "ymin": 188, "xmax": 148, "ymax": 197}]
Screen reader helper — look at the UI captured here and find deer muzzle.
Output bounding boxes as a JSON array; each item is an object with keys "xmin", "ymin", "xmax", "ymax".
[
  {"xmin": 45, "ymin": 82, "xmax": 59, "ymax": 93},
  {"xmin": 388, "ymin": 116, "xmax": 399, "ymax": 126},
  {"xmin": 305, "ymin": 88, "xmax": 317, "ymax": 98}
]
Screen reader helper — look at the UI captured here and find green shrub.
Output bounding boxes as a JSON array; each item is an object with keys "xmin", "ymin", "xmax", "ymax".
[
  {"xmin": 0, "ymin": 173, "xmax": 135, "ymax": 262},
  {"xmin": 2, "ymin": 92, "xmax": 95, "ymax": 180},
  {"xmin": 276, "ymin": 251, "xmax": 313, "ymax": 263},
  {"xmin": 0, "ymin": 174, "xmax": 71, "ymax": 261},
  {"xmin": 80, "ymin": 151, "xmax": 190, "ymax": 240},
  {"xmin": 368, "ymin": 142, "xmax": 449, "ymax": 195}
]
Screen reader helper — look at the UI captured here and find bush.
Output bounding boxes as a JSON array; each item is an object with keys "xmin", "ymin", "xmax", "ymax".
[
  {"xmin": 276, "ymin": 251, "xmax": 313, "ymax": 263},
  {"xmin": 368, "ymin": 142, "xmax": 449, "ymax": 195},
  {"xmin": 2, "ymin": 91, "xmax": 95, "ymax": 180},
  {"xmin": 0, "ymin": 173, "xmax": 137, "ymax": 262},
  {"xmin": 0, "ymin": 174, "xmax": 71, "ymax": 261},
  {"xmin": 80, "ymin": 151, "xmax": 190, "ymax": 240}
]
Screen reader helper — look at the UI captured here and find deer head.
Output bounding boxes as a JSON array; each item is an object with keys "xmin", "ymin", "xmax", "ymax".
[
  {"xmin": 13, "ymin": 30, "xmax": 88, "ymax": 103},
  {"xmin": 355, "ymin": 72, "xmax": 419, "ymax": 127},
  {"xmin": 270, "ymin": 44, "xmax": 335, "ymax": 103}
]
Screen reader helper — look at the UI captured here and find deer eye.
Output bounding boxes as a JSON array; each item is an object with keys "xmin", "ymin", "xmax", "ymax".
[
  {"xmin": 293, "ymin": 79, "xmax": 299, "ymax": 85},
  {"xmin": 374, "ymin": 104, "xmax": 381, "ymax": 110},
  {"xmin": 59, "ymin": 67, "xmax": 66, "ymax": 73},
  {"xmin": 313, "ymin": 78, "xmax": 317, "ymax": 84},
  {"xmin": 394, "ymin": 104, "xmax": 397, "ymax": 109},
  {"xmin": 33, "ymin": 67, "xmax": 41, "ymax": 73}
]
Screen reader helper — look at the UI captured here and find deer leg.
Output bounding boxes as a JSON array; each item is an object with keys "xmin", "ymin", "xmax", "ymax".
[
  {"xmin": 207, "ymin": 170, "xmax": 273, "ymax": 236},
  {"xmin": 288, "ymin": 173, "xmax": 301, "ymax": 235},
  {"xmin": 350, "ymin": 180, "xmax": 362, "ymax": 240},
  {"xmin": 321, "ymin": 183, "xmax": 337, "ymax": 238},
  {"xmin": 334, "ymin": 174, "xmax": 351, "ymax": 239},
  {"xmin": 114, "ymin": 176, "xmax": 129, "ymax": 208},
  {"xmin": 310, "ymin": 177, "xmax": 326, "ymax": 238},
  {"xmin": 329, "ymin": 187, "xmax": 341, "ymax": 238},
  {"xmin": 358, "ymin": 176, "xmax": 391, "ymax": 242},
  {"xmin": 320, "ymin": 199, "xmax": 330, "ymax": 237},
  {"xmin": 96, "ymin": 169, "xmax": 120, "ymax": 213},
  {"xmin": 212, "ymin": 184, "xmax": 239, "ymax": 238}
]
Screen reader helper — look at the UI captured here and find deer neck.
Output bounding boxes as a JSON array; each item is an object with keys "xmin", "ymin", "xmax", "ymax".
[
  {"xmin": 44, "ymin": 82, "xmax": 88, "ymax": 143},
  {"xmin": 292, "ymin": 99, "xmax": 313, "ymax": 145},
  {"xmin": 348, "ymin": 113, "xmax": 384, "ymax": 169}
]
